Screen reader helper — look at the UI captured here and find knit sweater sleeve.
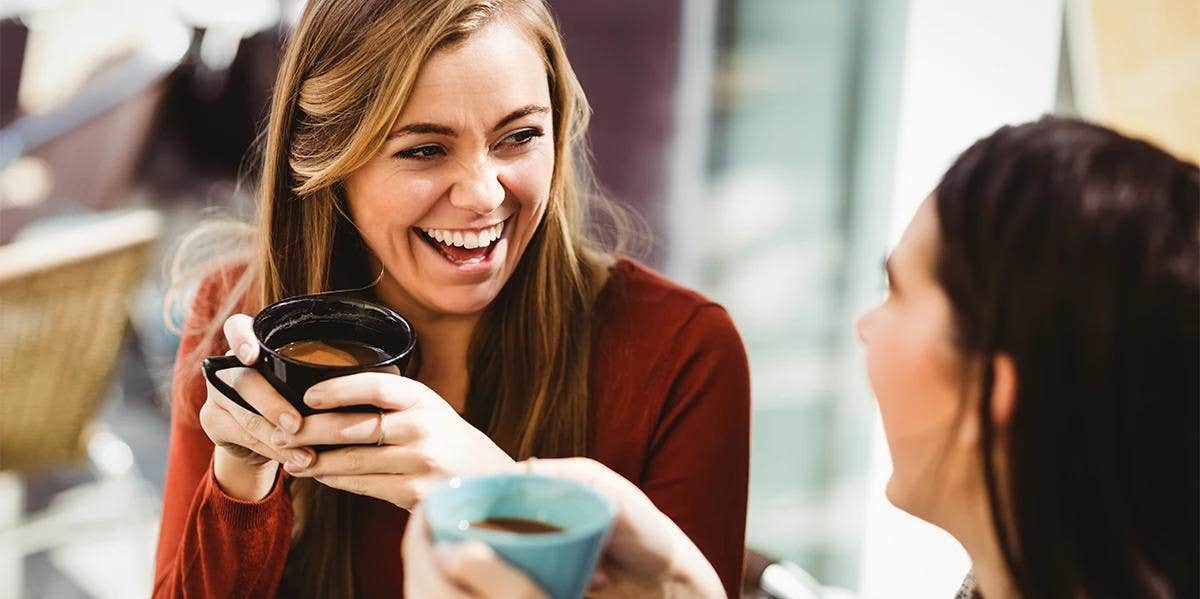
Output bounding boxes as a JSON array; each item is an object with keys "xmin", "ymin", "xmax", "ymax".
[
  {"xmin": 639, "ymin": 303, "xmax": 751, "ymax": 599},
  {"xmin": 152, "ymin": 273, "xmax": 293, "ymax": 598}
]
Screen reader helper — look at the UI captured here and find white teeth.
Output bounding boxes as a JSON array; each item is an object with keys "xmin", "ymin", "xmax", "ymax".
[{"xmin": 419, "ymin": 221, "xmax": 506, "ymax": 249}]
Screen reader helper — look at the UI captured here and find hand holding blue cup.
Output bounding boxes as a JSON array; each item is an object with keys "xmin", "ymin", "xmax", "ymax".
[{"xmin": 423, "ymin": 474, "xmax": 616, "ymax": 599}]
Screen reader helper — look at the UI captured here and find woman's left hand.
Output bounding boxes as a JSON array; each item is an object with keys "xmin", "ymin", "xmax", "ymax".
[
  {"xmin": 402, "ymin": 506, "xmax": 547, "ymax": 598},
  {"xmin": 273, "ymin": 372, "xmax": 515, "ymax": 509}
]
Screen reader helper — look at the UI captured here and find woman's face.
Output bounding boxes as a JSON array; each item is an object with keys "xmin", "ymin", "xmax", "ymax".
[
  {"xmin": 856, "ymin": 197, "xmax": 978, "ymax": 521},
  {"xmin": 344, "ymin": 21, "xmax": 554, "ymax": 318}
]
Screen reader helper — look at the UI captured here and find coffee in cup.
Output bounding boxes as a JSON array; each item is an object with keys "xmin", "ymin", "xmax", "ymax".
[
  {"xmin": 424, "ymin": 474, "xmax": 615, "ymax": 599},
  {"xmin": 201, "ymin": 293, "xmax": 416, "ymax": 416}
]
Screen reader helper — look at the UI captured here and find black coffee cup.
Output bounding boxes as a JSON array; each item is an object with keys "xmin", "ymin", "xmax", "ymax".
[{"xmin": 202, "ymin": 294, "xmax": 417, "ymax": 416}]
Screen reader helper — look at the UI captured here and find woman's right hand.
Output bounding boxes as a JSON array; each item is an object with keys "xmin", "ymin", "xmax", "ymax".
[
  {"xmin": 199, "ymin": 314, "xmax": 312, "ymax": 500},
  {"xmin": 403, "ymin": 457, "xmax": 726, "ymax": 598}
]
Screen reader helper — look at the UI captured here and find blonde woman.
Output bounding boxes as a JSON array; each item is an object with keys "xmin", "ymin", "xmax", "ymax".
[{"xmin": 153, "ymin": 1, "xmax": 750, "ymax": 597}]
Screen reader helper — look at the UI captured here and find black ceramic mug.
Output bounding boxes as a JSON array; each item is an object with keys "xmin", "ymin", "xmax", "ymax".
[{"xmin": 201, "ymin": 294, "xmax": 417, "ymax": 416}]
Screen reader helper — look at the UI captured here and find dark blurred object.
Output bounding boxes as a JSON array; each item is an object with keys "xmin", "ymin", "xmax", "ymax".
[
  {"xmin": 0, "ymin": 53, "xmax": 173, "ymax": 243},
  {"xmin": 0, "ymin": 18, "xmax": 28, "ymax": 127},
  {"xmin": 552, "ymin": 0, "xmax": 684, "ymax": 268},
  {"xmin": 139, "ymin": 22, "xmax": 286, "ymax": 196}
]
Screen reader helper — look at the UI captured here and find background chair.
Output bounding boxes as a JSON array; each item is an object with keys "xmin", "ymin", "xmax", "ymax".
[
  {"xmin": 744, "ymin": 547, "xmax": 857, "ymax": 599},
  {"xmin": 0, "ymin": 209, "xmax": 163, "ymax": 598}
]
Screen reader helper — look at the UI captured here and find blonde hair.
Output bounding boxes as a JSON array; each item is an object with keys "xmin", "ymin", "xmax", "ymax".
[{"xmin": 169, "ymin": 1, "xmax": 625, "ymax": 595}]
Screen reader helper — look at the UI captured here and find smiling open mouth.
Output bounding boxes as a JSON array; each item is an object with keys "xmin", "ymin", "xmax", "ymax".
[{"xmin": 414, "ymin": 219, "xmax": 506, "ymax": 265}]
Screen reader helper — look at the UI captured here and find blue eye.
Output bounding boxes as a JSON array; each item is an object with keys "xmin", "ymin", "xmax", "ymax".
[{"xmin": 395, "ymin": 144, "xmax": 445, "ymax": 160}]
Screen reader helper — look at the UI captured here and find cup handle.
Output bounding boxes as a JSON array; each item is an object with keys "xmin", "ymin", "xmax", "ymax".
[{"xmin": 202, "ymin": 355, "xmax": 259, "ymax": 415}]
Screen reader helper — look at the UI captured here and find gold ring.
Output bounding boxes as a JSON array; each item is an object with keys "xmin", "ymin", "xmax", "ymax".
[{"xmin": 375, "ymin": 409, "xmax": 387, "ymax": 446}]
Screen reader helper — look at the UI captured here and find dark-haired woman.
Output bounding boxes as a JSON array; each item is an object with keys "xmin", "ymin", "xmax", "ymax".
[{"xmin": 404, "ymin": 116, "xmax": 1199, "ymax": 598}]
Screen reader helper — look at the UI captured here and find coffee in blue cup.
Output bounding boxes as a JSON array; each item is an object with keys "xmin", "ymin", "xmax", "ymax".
[{"xmin": 423, "ymin": 474, "xmax": 616, "ymax": 599}]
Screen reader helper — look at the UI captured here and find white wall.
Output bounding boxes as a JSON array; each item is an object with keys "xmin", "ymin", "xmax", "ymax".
[{"xmin": 856, "ymin": 1, "xmax": 1064, "ymax": 596}]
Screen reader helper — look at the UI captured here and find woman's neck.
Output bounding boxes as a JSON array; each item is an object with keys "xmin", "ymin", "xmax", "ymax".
[
  {"xmin": 945, "ymin": 496, "xmax": 1018, "ymax": 599},
  {"xmin": 411, "ymin": 313, "xmax": 477, "ymax": 410},
  {"xmin": 372, "ymin": 278, "xmax": 479, "ymax": 412}
]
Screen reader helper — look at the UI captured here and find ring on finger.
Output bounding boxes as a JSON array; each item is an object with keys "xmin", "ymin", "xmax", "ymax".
[{"xmin": 375, "ymin": 408, "xmax": 387, "ymax": 446}]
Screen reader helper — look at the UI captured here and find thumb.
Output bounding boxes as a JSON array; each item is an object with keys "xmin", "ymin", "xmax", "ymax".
[{"xmin": 435, "ymin": 542, "xmax": 547, "ymax": 599}]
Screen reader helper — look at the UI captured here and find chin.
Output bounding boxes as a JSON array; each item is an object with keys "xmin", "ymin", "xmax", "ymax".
[
  {"xmin": 420, "ymin": 281, "xmax": 505, "ymax": 315},
  {"xmin": 884, "ymin": 475, "xmax": 917, "ymax": 515}
]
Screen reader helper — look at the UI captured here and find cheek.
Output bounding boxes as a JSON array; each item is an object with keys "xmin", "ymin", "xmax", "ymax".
[
  {"xmin": 864, "ymin": 303, "xmax": 963, "ymax": 472},
  {"xmin": 500, "ymin": 146, "xmax": 554, "ymax": 211},
  {"xmin": 346, "ymin": 167, "xmax": 441, "ymax": 235}
]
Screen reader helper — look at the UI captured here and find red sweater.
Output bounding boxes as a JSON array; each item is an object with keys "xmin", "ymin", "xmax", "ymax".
[{"xmin": 154, "ymin": 258, "xmax": 751, "ymax": 598}]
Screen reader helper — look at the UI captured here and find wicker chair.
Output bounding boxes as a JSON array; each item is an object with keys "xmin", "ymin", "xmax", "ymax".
[
  {"xmin": 0, "ymin": 209, "xmax": 161, "ymax": 472},
  {"xmin": 0, "ymin": 209, "xmax": 162, "ymax": 596}
]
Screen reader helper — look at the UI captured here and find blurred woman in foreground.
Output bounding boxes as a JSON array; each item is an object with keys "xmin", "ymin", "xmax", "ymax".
[{"xmin": 406, "ymin": 117, "xmax": 1200, "ymax": 598}]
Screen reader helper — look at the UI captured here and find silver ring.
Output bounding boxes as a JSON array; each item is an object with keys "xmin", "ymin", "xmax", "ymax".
[{"xmin": 375, "ymin": 408, "xmax": 387, "ymax": 446}]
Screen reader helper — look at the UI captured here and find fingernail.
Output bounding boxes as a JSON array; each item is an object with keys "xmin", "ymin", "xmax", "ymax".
[
  {"xmin": 271, "ymin": 429, "xmax": 288, "ymax": 447},
  {"xmin": 290, "ymin": 450, "xmax": 310, "ymax": 468},
  {"xmin": 237, "ymin": 342, "xmax": 255, "ymax": 364},
  {"xmin": 304, "ymin": 390, "xmax": 323, "ymax": 407},
  {"xmin": 278, "ymin": 412, "xmax": 299, "ymax": 434}
]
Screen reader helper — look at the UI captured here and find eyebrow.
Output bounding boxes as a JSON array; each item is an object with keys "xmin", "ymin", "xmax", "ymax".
[
  {"xmin": 386, "ymin": 105, "xmax": 550, "ymax": 141},
  {"xmin": 493, "ymin": 105, "xmax": 549, "ymax": 131}
]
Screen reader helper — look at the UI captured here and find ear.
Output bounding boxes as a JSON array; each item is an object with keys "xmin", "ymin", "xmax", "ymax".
[
  {"xmin": 989, "ymin": 353, "xmax": 1018, "ymax": 430},
  {"xmin": 957, "ymin": 354, "xmax": 1018, "ymax": 448}
]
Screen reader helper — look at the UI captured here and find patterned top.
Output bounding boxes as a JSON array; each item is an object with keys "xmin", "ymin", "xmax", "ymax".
[{"xmin": 955, "ymin": 571, "xmax": 980, "ymax": 598}]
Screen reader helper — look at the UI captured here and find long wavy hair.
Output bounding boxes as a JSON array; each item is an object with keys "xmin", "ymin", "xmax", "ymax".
[
  {"xmin": 169, "ymin": 1, "xmax": 622, "ymax": 595},
  {"xmin": 934, "ymin": 117, "xmax": 1198, "ymax": 598}
]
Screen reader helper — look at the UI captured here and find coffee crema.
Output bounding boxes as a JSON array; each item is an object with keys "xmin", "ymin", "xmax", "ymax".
[
  {"xmin": 275, "ymin": 339, "xmax": 390, "ymax": 367},
  {"xmin": 469, "ymin": 517, "xmax": 564, "ymax": 534}
]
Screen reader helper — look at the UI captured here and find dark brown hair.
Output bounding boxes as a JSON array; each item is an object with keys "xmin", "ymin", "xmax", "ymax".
[{"xmin": 935, "ymin": 116, "xmax": 1199, "ymax": 597}]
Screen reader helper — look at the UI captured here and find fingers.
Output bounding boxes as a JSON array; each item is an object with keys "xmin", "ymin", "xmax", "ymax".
[
  {"xmin": 521, "ymin": 458, "xmax": 676, "ymax": 575},
  {"xmin": 284, "ymin": 445, "xmax": 434, "ymax": 477},
  {"xmin": 436, "ymin": 541, "xmax": 546, "ymax": 599},
  {"xmin": 525, "ymin": 457, "xmax": 636, "ymax": 501},
  {"xmin": 273, "ymin": 410, "xmax": 425, "ymax": 448},
  {"xmin": 402, "ymin": 506, "xmax": 433, "ymax": 557},
  {"xmin": 200, "ymin": 391, "xmax": 313, "ymax": 468},
  {"xmin": 223, "ymin": 314, "xmax": 258, "ymax": 365},
  {"xmin": 314, "ymin": 473, "xmax": 428, "ymax": 509},
  {"xmin": 212, "ymin": 361, "xmax": 302, "ymax": 434},
  {"xmin": 403, "ymin": 509, "xmax": 472, "ymax": 598},
  {"xmin": 304, "ymin": 372, "xmax": 425, "ymax": 411}
]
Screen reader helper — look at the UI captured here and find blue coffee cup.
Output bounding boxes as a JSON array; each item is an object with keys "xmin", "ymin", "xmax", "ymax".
[{"xmin": 424, "ymin": 474, "xmax": 616, "ymax": 599}]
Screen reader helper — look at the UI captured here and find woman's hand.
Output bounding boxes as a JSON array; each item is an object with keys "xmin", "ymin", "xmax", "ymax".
[
  {"xmin": 401, "ymin": 457, "xmax": 726, "ymax": 598},
  {"xmin": 200, "ymin": 314, "xmax": 313, "ymax": 501},
  {"xmin": 402, "ymin": 506, "xmax": 547, "ymax": 598},
  {"xmin": 273, "ymin": 372, "xmax": 515, "ymax": 509}
]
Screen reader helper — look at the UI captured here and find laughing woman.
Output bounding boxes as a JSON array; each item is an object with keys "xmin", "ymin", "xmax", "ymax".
[{"xmin": 152, "ymin": 1, "xmax": 750, "ymax": 597}]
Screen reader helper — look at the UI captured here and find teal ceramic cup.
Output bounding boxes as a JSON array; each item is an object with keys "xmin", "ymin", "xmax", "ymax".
[{"xmin": 424, "ymin": 474, "xmax": 616, "ymax": 599}]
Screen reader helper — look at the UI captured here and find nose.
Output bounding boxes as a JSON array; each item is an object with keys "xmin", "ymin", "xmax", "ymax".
[{"xmin": 449, "ymin": 158, "xmax": 505, "ymax": 215}]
